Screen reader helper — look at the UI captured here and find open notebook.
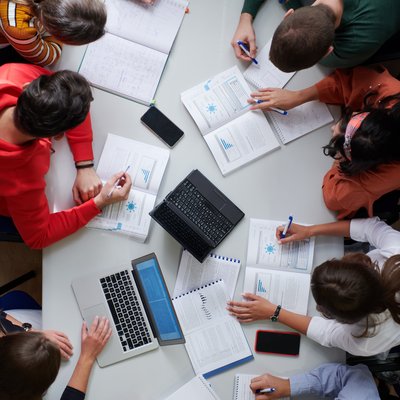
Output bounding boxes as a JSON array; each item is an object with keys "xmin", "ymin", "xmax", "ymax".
[
  {"xmin": 79, "ymin": 0, "xmax": 188, "ymax": 104},
  {"xmin": 243, "ymin": 219, "xmax": 315, "ymax": 315},
  {"xmin": 86, "ymin": 134, "xmax": 169, "ymax": 242},
  {"xmin": 181, "ymin": 66, "xmax": 280, "ymax": 175},
  {"xmin": 165, "ymin": 375, "xmax": 221, "ymax": 400}
]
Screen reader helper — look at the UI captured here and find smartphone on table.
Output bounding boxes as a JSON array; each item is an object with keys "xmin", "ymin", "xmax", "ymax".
[
  {"xmin": 141, "ymin": 106, "xmax": 184, "ymax": 147},
  {"xmin": 255, "ymin": 330, "xmax": 300, "ymax": 356}
]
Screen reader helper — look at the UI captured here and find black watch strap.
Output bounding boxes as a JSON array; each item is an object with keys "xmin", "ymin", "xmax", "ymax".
[
  {"xmin": 270, "ymin": 305, "xmax": 282, "ymax": 322},
  {"xmin": 22, "ymin": 322, "xmax": 32, "ymax": 332}
]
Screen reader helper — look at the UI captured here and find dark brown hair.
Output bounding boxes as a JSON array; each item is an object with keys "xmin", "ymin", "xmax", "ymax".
[
  {"xmin": 311, "ymin": 254, "xmax": 400, "ymax": 337},
  {"xmin": 0, "ymin": 332, "xmax": 61, "ymax": 400},
  {"xmin": 270, "ymin": 5, "xmax": 335, "ymax": 72}
]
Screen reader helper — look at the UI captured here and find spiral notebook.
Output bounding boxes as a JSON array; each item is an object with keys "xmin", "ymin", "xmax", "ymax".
[
  {"xmin": 172, "ymin": 280, "xmax": 253, "ymax": 378},
  {"xmin": 266, "ymin": 101, "xmax": 333, "ymax": 144},
  {"xmin": 165, "ymin": 375, "xmax": 221, "ymax": 400},
  {"xmin": 233, "ymin": 374, "xmax": 290, "ymax": 400},
  {"xmin": 173, "ymin": 250, "xmax": 241, "ymax": 299}
]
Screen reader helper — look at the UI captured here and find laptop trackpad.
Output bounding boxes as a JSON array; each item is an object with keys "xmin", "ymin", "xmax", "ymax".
[
  {"xmin": 212, "ymin": 189, "xmax": 226, "ymax": 210},
  {"xmin": 82, "ymin": 304, "xmax": 109, "ymax": 325}
]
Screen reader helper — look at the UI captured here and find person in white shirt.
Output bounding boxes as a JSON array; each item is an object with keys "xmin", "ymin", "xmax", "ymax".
[{"xmin": 227, "ymin": 217, "xmax": 400, "ymax": 356}]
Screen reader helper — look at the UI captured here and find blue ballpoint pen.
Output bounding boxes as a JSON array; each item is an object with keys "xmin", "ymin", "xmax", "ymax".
[
  {"xmin": 280, "ymin": 215, "xmax": 293, "ymax": 238},
  {"xmin": 237, "ymin": 40, "xmax": 259, "ymax": 65},
  {"xmin": 255, "ymin": 99, "xmax": 288, "ymax": 116},
  {"xmin": 256, "ymin": 387, "xmax": 277, "ymax": 394}
]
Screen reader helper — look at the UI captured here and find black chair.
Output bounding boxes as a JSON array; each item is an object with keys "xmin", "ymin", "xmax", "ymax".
[{"xmin": 0, "ymin": 216, "xmax": 36, "ymax": 295}]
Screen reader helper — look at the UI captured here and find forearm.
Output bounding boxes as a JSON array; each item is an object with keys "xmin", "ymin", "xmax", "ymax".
[
  {"xmin": 241, "ymin": 0, "xmax": 265, "ymax": 18},
  {"xmin": 292, "ymin": 86, "xmax": 319, "ymax": 107},
  {"xmin": 308, "ymin": 221, "xmax": 351, "ymax": 238},
  {"xmin": 278, "ymin": 308, "xmax": 311, "ymax": 335},
  {"xmin": 67, "ymin": 356, "xmax": 95, "ymax": 394}
]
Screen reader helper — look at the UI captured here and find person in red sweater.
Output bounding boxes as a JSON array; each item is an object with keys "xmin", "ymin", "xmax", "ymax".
[
  {"xmin": 248, "ymin": 66, "xmax": 400, "ymax": 219},
  {"xmin": 0, "ymin": 63, "xmax": 131, "ymax": 248}
]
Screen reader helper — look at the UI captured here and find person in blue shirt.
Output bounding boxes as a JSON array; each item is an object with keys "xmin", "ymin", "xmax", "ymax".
[{"xmin": 251, "ymin": 363, "xmax": 396, "ymax": 399}]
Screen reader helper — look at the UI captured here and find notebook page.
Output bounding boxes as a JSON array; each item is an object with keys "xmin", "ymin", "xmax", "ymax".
[
  {"xmin": 172, "ymin": 280, "xmax": 253, "ymax": 376},
  {"xmin": 79, "ymin": 33, "xmax": 167, "ymax": 104},
  {"xmin": 105, "ymin": 0, "xmax": 188, "ymax": 54},
  {"xmin": 181, "ymin": 66, "xmax": 251, "ymax": 135},
  {"xmin": 165, "ymin": 375, "xmax": 221, "ymax": 400},
  {"xmin": 247, "ymin": 219, "xmax": 315, "ymax": 273},
  {"xmin": 173, "ymin": 250, "xmax": 241, "ymax": 299},
  {"xmin": 244, "ymin": 40, "xmax": 295, "ymax": 89},
  {"xmin": 204, "ymin": 111, "xmax": 280, "ymax": 175},
  {"xmin": 267, "ymin": 101, "xmax": 333, "ymax": 144},
  {"xmin": 243, "ymin": 267, "xmax": 310, "ymax": 314}
]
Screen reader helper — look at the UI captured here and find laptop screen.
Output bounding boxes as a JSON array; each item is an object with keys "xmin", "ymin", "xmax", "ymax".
[{"xmin": 132, "ymin": 254, "xmax": 185, "ymax": 345}]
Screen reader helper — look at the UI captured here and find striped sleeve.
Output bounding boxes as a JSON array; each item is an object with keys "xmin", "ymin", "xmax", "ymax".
[{"xmin": 0, "ymin": 1, "xmax": 63, "ymax": 66}]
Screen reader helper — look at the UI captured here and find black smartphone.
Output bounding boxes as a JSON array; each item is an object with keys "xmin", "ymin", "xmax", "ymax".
[
  {"xmin": 141, "ymin": 107, "xmax": 184, "ymax": 147},
  {"xmin": 255, "ymin": 330, "xmax": 300, "ymax": 356}
]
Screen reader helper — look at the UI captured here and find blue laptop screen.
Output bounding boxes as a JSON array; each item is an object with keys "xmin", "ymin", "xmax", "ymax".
[{"xmin": 134, "ymin": 257, "xmax": 183, "ymax": 342}]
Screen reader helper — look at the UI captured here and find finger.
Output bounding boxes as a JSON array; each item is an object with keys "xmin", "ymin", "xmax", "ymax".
[
  {"xmin": 227, "ymin": 300, "xmax": 251, "ymax": 308},
  {"xmin": 82, "ymin": 321, "xmax": 88, "ymax": 340},
  {"xmin": 275, "ymin": 226, "xmax": 285, "ymax": 241},
  {"xmin": 56, "ymin": 335, "xmax": 74, "ymax": 350},
  {"xmin": 241, "ymin": 292, "xmax": 261, "ymax": 301},
  {"xmin": 250, "ymin": 376, "xmax": 263, "ymax": 384},
  {"xmin": 60, "ymin": 347, "xmax": 72, "ymax": 360},
  {"xmin": 99, "ymin": 319, "xmax": 110, "ymax": 340},
  {"xmin": 80, "ymin": 190, "xmax": 90, "ymax": 203},
  {"xmin": 95, "ymin": 316, "xmax": 107, "ymax": 337},
  {"xmin": 279, "ymin": 235, "xmax": 296, "ymax": 245},
  {"xmin": 59, "ymin": 341, "xmax": 73, "ymax": 358},
  {"xmin": 232, "ymin": 41, "xmax": 244, "ymax": 59},
  {"xmin": 235, "ymin": 317, "xmax": 254, "ymax": 323},
  {"xmin": 248, "ymin": 38, "xmax": 257, "ymax": 58},
  {"xmin": 102, "ymin": 327, "xmax": 112, "ymax": 345},
  {"xmin": 249, "ymin": 103, "xmax": 270, "ymax": 111},
  {"xmin": 89, "ymin": 316, "xmax": 100, "ymax": 335},
  {"xmin": 72, "ymin": 186, "xmax": 82, "ymax": 205}
]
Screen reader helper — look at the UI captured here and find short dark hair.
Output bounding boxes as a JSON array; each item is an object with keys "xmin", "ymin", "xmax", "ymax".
[
  {"xmin": 323, "ymin": 93, "xmax": 400, "ymax": 175},
  {"xmin": 270, "ymin": 5, "xmax": 335, "ymax": 72},
  {"xmin": 0, "ymin": 332, "xmax": 60, "ymax": 400},
  {"xmin": 311, "ymin": 254, "xmax": 400, "ymax": 337},
  {"xmin": 14, "ymin": 70, "xmax": 93, "ymax": 138},
  {"xmin": 33, "ymin": 0, "xmax": 107, "ymax": 45}
]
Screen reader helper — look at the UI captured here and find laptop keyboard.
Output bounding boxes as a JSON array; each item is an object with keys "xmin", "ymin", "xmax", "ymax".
[
  {"xmin": 100, "ymin": 270, "xmax": 152, "ymax": 353},
  {"xmin": 167, "ymin": 179, "xmax": 233, "ymax": 244}
]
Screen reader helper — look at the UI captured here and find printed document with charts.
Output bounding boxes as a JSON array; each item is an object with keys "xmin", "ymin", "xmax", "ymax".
[
  {"xmin": 181, "ymin": 66, "xmax": 280, "ymax": 175},
  {"xmin": 172, "ymin": 280, "xmax": 253, "ymax": 378},
  {"xmin": 86, "ymin": 133, "xmax": 169, "ymax": 242},
  {"xmin": 244, "ymin": 219, "xmax": 315, "ymax": 314},
  {"xmin": 79, "ymin": 0, "xmax": 188, "ymax": 104}
]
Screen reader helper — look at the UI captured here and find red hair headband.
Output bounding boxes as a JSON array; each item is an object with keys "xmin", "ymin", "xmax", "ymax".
[{"xmin": 343, "ymin": 112, "xmax": 369, "ymax": 159}]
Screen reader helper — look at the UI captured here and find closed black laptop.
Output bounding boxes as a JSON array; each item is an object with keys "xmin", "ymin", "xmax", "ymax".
[{"xmin": 150, "ymin": 170, "xmax": 244, "ymax": 262}]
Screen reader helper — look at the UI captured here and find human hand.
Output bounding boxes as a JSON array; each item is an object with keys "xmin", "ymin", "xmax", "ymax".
[
  {"xmin": 231, "ymin": 13, "xmax": 257, "ymax": 61},
  {"xmin": 93, "ymin": 172, "xmax": 132, "ymax": 209},
  {"xmin": 139, "ymin": 0, "xmax": 155, "ymax": 4},
  {"xmin": 72, "ymin": 167, "xmax": 102, "ymax": 205},
  {"xmin": 226, "ymin": 293, "xmax": 275, "ymax": 323},
  {"xmin": 275, "ymin": 223, "xmax": 312, "ymax": 245},
  {"xmin": 251, "ymin": 374, "xmax": 291, "ymax": 399},
  {"xmin": 80, "ymin": 317, "xmax": 112, "ymax": 363},
  {"xmin": 42, "ymin": 330, "xmax": 74, "ymax": 360},
  {"xmin": 249, "ymin": 88, "xmax": 300, "ymax": 111}
]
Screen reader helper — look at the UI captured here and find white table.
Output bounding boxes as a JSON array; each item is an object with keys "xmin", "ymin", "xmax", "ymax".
[{"xmin": 43, "ymin": 1, "xmax": 345, "ymax": 399}]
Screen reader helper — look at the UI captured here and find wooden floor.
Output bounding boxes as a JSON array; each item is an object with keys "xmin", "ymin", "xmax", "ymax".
[{"xmin": 0, "ymin": 242, "xmax": 42, "ymax": 304}]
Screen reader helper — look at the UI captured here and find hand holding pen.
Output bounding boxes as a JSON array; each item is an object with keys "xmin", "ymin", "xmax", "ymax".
[
  {"xmin": 249, "ymin": 88, "xmax": 301, "ymax": 113},
  {"xmin": 93, "ymin": 169, "xmax": 132, "ymax": 210},
  {"xmin": 276, "ymin": 222, "xmax": 312, "ymax": 245},
  {"xmin": 250, "ymin": 373, "xmax": 290, "ymax": 399}
]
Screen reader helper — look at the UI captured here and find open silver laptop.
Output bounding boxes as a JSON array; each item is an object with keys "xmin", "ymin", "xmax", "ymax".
[{"xmin": 72, "ymin": 253, "xmax": 184, "ymax": 367}]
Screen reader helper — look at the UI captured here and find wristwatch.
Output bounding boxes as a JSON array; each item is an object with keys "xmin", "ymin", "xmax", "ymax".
[
  {"xmin": 270, "ymin": 305, "xmax": 282, "ymax": 322},
  {"xmin": 22, "ymin": 322, "xmax": 32, "ymax": 332}
]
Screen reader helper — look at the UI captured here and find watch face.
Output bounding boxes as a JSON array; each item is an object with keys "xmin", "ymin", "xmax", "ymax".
[
  {"xmin": 270, "ymin": 316, "xmax": 278, "ymax": 322},
  {"xmin": 22, "ymin": 322, "xmax": 32, "ymax": 331}
]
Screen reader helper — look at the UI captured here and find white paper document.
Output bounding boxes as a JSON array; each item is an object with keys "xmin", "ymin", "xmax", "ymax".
[
  {"xmin": 244, "ymin": 219, "xmax": 315, "ymax": 315},
  {"xmin": 173, "ymin": 251, "xmax": 241, "ymax": 299},
  {"xmin": 172, "ymin": 280, "xmax": 253, "ymax": 377},
  {"xmin": 86, "ymin": 134, "xmax": 169, "ymax": 242},
  {"xmin": 267, "ymin": 101, "xmax": 333, "ymax": 144},
  {"xmin": 80, "ymin": 0, "xmax": 188, "ymax": 104},
  {"xmin": 165, "ymin": 375, "xmax": 221, "ymax": 400},
  {"xmin": 181, "ymin": 66, "xmax": 280, "ymax": 175},
  {"xmin": 244, "ymin": 39, "xmax": 296, "ymax": 89}
]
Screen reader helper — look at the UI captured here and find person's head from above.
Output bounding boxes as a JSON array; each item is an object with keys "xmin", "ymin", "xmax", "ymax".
[
  {"xmin": 14, "ymin": 70, "xmax": 93, "ymax": 139},
  {"xmin": 323, "ymin": 94, "xmax": 400, "ymax": 175},
  {"xmin": 0, "ymin": 332, "xmax": 61, "ymax": 400},
  {"xmin": 17, "ymin": 0, "xmax": 106, "ymax": 45},
  {"xmin": 269, "ymin": 5, "xmax": 335, "ymax": 72},
  {"xmin": 311, "ymin": 254, "xmax": 400, "ymax": 334}
]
